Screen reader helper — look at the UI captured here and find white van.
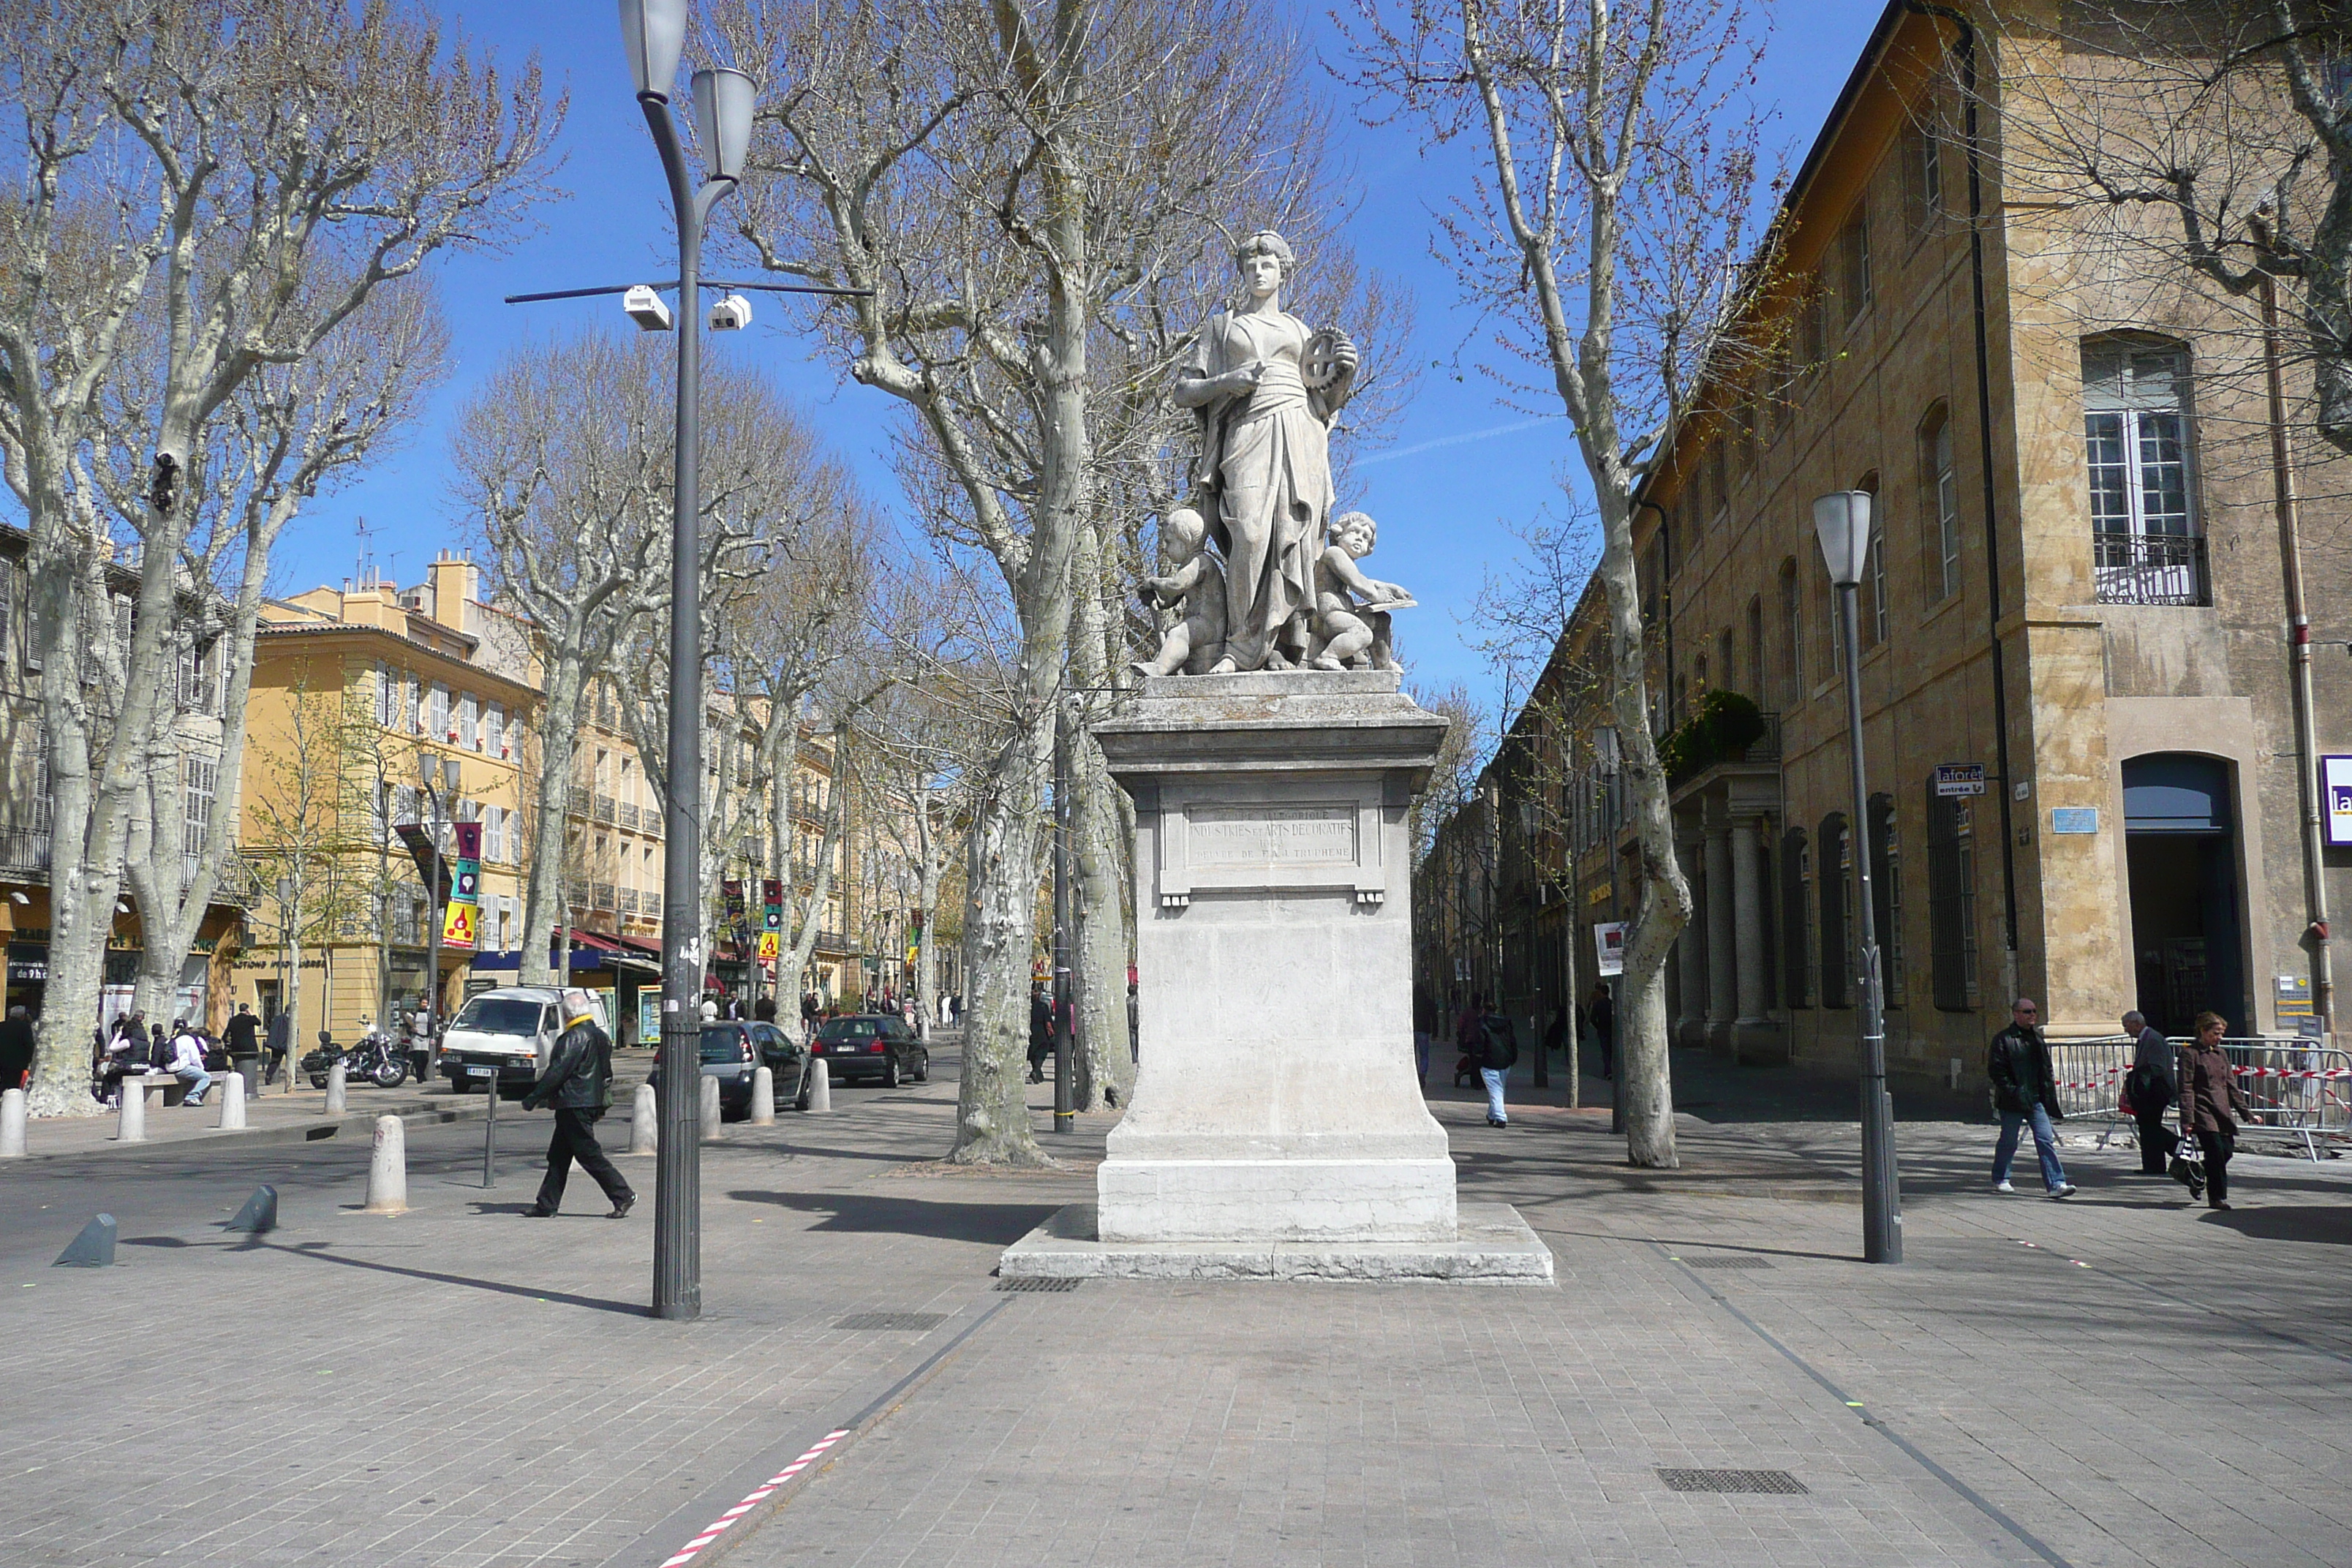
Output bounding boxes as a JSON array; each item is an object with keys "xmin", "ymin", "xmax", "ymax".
[{"xmin": 439, "ymin": 987, "xmax": 609, "ymax": 1096}]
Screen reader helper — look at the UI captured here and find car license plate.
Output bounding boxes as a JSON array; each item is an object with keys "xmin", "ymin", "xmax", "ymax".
[{"xmin": 467, "ymin": 1066, "xmax": 493, "ymax": 1077}]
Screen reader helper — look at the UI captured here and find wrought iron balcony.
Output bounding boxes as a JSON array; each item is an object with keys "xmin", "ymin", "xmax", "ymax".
[
  {"xmin": 2093, "ymin": 529, "xmax": 2209, "ymax": 606},
  {"xmin": 0, "ymin": 824, "xmax": 51, "ymax": 878}
]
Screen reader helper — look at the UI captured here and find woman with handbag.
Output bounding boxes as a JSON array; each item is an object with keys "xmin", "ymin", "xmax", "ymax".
[
  {"xmin": 2177, "ymin": 1011, "xmax": 2253, "ymax": 1212},
  {"xmin": 2121, "ymin": 1009, "xmax": 2179, "ymax": 1175}
]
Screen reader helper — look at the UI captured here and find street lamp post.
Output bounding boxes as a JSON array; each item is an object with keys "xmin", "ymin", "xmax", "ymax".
[
  {"xmin": 1812, "ymin": 490, "xmax": 1904, "ymax": 1265},
  {"xmin": 622, "ymin": 0, "xmax": 755, "ymax": 1322}
]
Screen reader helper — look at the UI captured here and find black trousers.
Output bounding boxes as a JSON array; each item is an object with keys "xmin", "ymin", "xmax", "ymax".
[
  {"xmin": 2194, "ymin": 1128, "xmax": 2234, "ymax": 1204},
  {"xmin": 537, "ymin": 1107, "xmax": 634, "ymax": 1213},
  {"xmin": 2135, "ymin": 1104, "xmax": 2179, "ymax": 1173}
]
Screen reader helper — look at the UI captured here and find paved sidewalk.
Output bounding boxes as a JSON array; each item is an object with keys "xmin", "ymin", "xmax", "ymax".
[{"xmin": 3, "ymin": 1047, "xmax": 2345, "ymax": 1567}]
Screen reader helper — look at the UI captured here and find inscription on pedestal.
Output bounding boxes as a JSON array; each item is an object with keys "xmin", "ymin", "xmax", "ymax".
[{"xmin": 1189, "ymin": 806, "xmax": 1355, "ymax": 867}]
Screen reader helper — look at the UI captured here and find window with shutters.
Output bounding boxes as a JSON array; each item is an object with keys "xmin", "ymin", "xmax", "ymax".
[
  {"xmin": 1820, "ymin": 813, "xmax": 1852, "ymax": 1007},
  {"xmin": 1920, "ymin": 407, "xmax": 1961, "ymax": 603},
  {"xmin": 373, "ymin": 782, "xmax": 391, "ymax": 843},
  {"xmin": 182, "ymin": 756, "xmax": 217, "ymax": 871},
  {"xmin": 461, "ymin": 692, "xmax": 478, "ymax": 750},
  {"xmin": 1855, "ymin": 473, "xmax": 1886, "ymax": 648},
  {"xmin": 1837, "ymin": 206, "xmax": 1872, "ymax": 325},
  {"xmin": 375, "ymin": 663, "xmax": 393, "ymax": 727},
  {"xmin": 486, "ymin": 701, "xmax": 505, "ymax": 756},
  {"xmin": 431, "ymin": 682, "xmax": 451, "ymax": 739},
  {"xmin": 2084, "ymin": 338, "xmax": 2204, "ymax": 605},
  {"xmin": 1926, "ymin": 784, "xmax": 1980, "ymax": 1010},
  {"xmin": 1868, "ymin": 793, "xmax": 1903, "ymax": 1005},
  {"xmin": 1904, "ymin": 118, "xmax": 1943, "ymax": 230},
  {"xmin": 1780, "ymin": 826, "xmax": 1810, "ymax": 1009},
  {"xmin": 1777, "ymin": 559, "xmax": 1802, "ymax": 706}
]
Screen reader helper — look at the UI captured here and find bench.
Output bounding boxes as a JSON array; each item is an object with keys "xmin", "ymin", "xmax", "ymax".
[{"xmin": 124, "ymin": 1071, "xmax": 196, "ymax": 1109}]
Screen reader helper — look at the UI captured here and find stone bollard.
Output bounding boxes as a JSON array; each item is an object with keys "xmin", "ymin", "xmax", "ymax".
[
  {"xmin": 116, "ymin": 1079, "xmax": 147, "ymax": 1143},
  {"xmin": 808, "ymin": 1058, "xmax": 832, "ymax": 1114},
  {"xmin": 364, "ymin": 1115, "xmax": 407, "ymax": 1213},
  {"xmin": 324, "ymin": 1058, "xmax": 347, "ymax": 1115},
  {"xmin": 626, "ymin": 1081, "xmax": 657, "ymax": 1156},
  {"xmin": 0, "ymin": 1087, "xmax": 26, "ymax": 1158},
  {"xmin": 749, "ymin": 1066, "xmax": 775, "ymax": 1126},
  {"xmin": 698, "ymin": 1073, "xmax": 722, "ymax": 1143},
  {"xmin": 217, "ymin": 1071, "xmax": 247, "ymax": 1131}
]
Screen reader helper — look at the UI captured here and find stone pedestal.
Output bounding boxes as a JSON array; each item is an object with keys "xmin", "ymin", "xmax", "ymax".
[{"xmin": 999, "ymin": 671, "xmax": 1550, "ymax": 1283}]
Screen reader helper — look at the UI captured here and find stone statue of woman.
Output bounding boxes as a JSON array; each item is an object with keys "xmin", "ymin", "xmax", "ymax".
[{"xmin": 1173, "ymin": 230, "xmax": 1358, "ymax": 671}]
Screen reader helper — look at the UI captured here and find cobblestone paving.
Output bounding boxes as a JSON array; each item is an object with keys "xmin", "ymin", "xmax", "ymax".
[{"xmin": 3, "ymin": 1047, "xmax": 2347, "ymax": 1567}]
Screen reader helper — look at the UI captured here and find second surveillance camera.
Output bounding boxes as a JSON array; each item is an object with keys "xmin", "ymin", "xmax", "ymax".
[{"xmin": 709, "ymin": 293, "xmax": 753, "ymax": 331}]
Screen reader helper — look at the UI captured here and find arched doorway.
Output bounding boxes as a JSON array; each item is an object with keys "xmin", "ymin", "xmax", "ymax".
[{"xmin": 2122, "ymin": 755, "xmax": 2247, "ymax": 1036}]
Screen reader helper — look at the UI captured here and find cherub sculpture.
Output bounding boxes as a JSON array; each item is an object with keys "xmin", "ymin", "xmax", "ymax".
[
  {"xmin": 1309, "ymin": 510, "xmax": 1410, "ymax": 672},
  {"xmin": 1135, "ymin": 506, "xmax": 1228, "ymax": 677}
]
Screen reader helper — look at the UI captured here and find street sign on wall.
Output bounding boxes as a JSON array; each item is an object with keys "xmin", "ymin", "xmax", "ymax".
[
  {"xmin": 1934, "ymin": 764, "xmax": 1986, "ymax": 797},
  {"xmin": 1593, "ymin": 921, "xmax": 1626, "ymax": 977},
  {"xmin": 2322, "ymin": 755, "xmax": 2352, "ymax": 847}
]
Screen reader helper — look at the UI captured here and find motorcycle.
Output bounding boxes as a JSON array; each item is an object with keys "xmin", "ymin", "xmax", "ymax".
[{"xmin": 304, "ymin": 1025, "xmax": 408, "ymax": 1090}]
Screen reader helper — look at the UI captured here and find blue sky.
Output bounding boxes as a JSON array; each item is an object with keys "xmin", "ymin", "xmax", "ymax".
[{"xmin": 298, "ymin": 1, "xmax": 1888, "ymax": 720}]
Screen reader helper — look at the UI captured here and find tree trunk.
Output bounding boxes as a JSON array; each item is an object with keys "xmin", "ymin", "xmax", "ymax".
[
  {"xmin": 1071, "ymin": 738, "xmax": 1133, "ymax": 1108},
  {"xmin": 520, "ymin": 659, "xmax": 587, "ymax": 987},
  {"xmin": 949, "ymin": 720, "xmax": 1053, "ymax": 1165}
]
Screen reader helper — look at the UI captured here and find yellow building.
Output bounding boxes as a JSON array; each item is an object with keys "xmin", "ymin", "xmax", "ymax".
[{"xmin": 231, "ymin": 557, "xmax": 537, "ymax": 1041}]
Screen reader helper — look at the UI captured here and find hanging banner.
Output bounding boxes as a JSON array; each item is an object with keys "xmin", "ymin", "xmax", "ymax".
[
  {"xmin": 1593, "ymin": 921, "xmax": 1627, "ymax": 977},
  {"xmin": 441, "ymin": 819, "xmax": 483, "ymax": 951},
  {"xmin": 756, "ymin": 930, "xmax": 780, "ymax": 961},
  {"xmin": 762, "ymin": 879, "xmax": 783, "ymax": 932},
  {"xmin": 441, "ymin": 901, "xmax": 478, "ymax": 950}
]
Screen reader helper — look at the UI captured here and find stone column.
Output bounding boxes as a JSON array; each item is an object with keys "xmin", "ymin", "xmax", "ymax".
[
  {"xmin": 1675, "ymin": 835, "xmax": 1707, "ymax": 1048},
  {"xmin": 1705, "ymin": 824, "xmax": 1736, "ymax": 1050},
  {"xmin": 1732, "ymin": 817, "xmax": 1769, "ymax": 1025}
]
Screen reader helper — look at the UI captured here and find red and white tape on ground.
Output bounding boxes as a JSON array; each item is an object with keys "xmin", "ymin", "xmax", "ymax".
[{"xmin": 659, "ymin": 1428, "xmax": 852, "ymax": 1568}]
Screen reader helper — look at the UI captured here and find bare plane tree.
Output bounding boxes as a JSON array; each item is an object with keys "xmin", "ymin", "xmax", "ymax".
[
  {"xmin": 1346, "ymin": 0, "xmax": 1779, "ymax": 1166},
  {"xmin": 0, "ymin": 0, "xmax": 559, "ymax": 1114}
]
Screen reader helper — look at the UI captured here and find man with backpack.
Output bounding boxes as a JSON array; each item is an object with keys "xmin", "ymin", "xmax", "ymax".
[
  {"xmin": 165, "ymin": 1018, "xmax": 213, "ymax": 1109},
  {"xmin": 1477, "ymin": 1005, "xmax": 1518, "ymax": 1128}
]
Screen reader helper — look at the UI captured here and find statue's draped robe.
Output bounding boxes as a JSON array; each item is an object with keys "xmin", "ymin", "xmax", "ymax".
[{"xmin": 1185, "ymin": 309, "xmax": 1335, "ymax": 670}]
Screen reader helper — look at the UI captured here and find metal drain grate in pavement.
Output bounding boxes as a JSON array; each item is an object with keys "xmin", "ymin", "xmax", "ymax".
[
  {"xmin": 834, "ymin": 1312, "xmax": 949, "ymax": 1331},
  {"xmin": 996, "ymin": 1276, "xmax": 1082, "ymax": 1292},
  {"xmin": 1683, "ymin": 1256, "xmax": 1773, "ymax": 1270},
  {"xmin": 1657, "ymin": 1469, "xmax": 1809, "ymax": 1495}
]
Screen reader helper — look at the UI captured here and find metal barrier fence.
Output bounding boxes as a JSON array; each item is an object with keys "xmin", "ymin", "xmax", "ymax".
[{"xmin": 2046, "ymin": 1036, "xmax": 2348, "ymax": 1161}]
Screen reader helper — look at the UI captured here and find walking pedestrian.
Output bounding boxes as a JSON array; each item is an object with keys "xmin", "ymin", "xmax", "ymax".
[
  {"xmin": 2177, "ymin": 1011, "xmax": 2251, "ymax": 1213},
  {"xmin": 1476, "ymin": 1004, "xmax": 1518, "ymax": 1127},
  {"xmin": 1452, "ymin": 998, "xmax": 1481, "ymax": 1088},
  {"xmin": 263, "ymin": 1007, "xmax": 291, "ymax": 1086},
  {"xmin": 0, "ymin": 1003, "xmax": 32, "ymax": 1093},
  {"xmin": 1028, "ymin": 982, "xmax": 1052, "ymax": 1084},
  {"xmin": 1989, "ymin": 998, "xmax": 2076, "ymax": 1198},
  {"xmin": 1586, "ymin": 981, "xmax": 1616, "ymax": 1081},
  {"xmin": 521, "ymin": 988, "xmax": 636, "ymax": 1220},
  {"xmin": 2122, "ymin": 1009, "xmax": 2180, "ymax": 1176},
  {"xmin": 165, "ymin": 1018, "xmax": 213, "ymax": 1107}
]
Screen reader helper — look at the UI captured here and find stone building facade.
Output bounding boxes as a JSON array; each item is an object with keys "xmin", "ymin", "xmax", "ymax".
[{"xmin": 1424, "ymin": 1, "xmax": 2352, "ymax": 1096}]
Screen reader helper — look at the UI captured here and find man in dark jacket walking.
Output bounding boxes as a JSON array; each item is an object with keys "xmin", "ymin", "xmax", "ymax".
[
  {"xmin": 521, "ymin": 990, "xmax": 635, "ymax": 1219},
  {"xmin": 1476, "ymin": 1006, "xmax": 1518, "ymax": 1128},
  {"xmin": 1989, "ymin": 998, "xmax": 2076, "ymax": 1198},
  {"xmin": 2122, "ymin": 1009, "xmax": 2180, "ymax": 1175}
]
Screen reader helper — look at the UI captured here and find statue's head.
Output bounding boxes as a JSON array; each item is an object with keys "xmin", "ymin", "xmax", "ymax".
[
  {"xmin": 1162, "ymin": 506, "xmax": 1207, "ymax": 557},
  {"xmin": 1333, "ymin": 510, "xmax": 1376, "ymax": 558},
  {"xmin": 1235, "ymin": 229, "xmax": 1294, "ymax": 298}
]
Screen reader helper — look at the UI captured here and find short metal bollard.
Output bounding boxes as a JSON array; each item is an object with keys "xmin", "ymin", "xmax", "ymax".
[
  {"xmin": 808, "ymin": 1058, "xmax": 832, "ymax": 1114},
  {"xmin": 218, "ymin": 1071, "xmax": 247, "ymax": 1131},
  {"xmin": 0, "ymin": 1087, "xmax": 26, "ymax": 1157},
  {"xmin": 748, "ymin": 1066, "xmax": 775, "ymax": 1126},
  {"xmin": 116, "ymin": 1079, "xmax": 147, "ymax": 1143},
  {"xmin": 365, "ymin": 1115, "xmax": 407, "ymax": 1213},
  {"xmin": 627, "ymin": 1081, "xmax": 657, "ymax": 1156},
  {"xmin": 698, "ymin": 1073, "xmax": 722, "ymax": 1143},
  {"xmin": 324, "ymin": 1058, "xmax": 347, "ymax": 1115}
]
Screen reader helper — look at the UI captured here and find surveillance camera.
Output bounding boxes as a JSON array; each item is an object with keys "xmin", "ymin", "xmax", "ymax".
[
  {"xmin": 709, "ymin": 293, "xmax": 753, "ymax": 332},
  {"xmin": 622, "ymin": 285, "xmax": 674, "ymax": 332}
]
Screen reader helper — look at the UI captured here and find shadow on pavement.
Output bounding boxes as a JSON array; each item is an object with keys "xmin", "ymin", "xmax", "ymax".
[
  {"xmin": 2202, "ymin": 1205, "xmax": 2352, "ymax": 1245},
  {"xmin": 730, "ymin": 1189, "xmax": 1058, "ymax": 1244},
  {"xmin": 268, "ymin": 1239, "xmax": 646, "ymax": 1316}
]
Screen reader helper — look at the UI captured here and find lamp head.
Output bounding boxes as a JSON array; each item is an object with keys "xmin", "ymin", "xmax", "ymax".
[
  {"xmin": 1812, "ymin": 490, "xmax": 1874, "ymax": 589},
  {"xmin": 619, "ymin": 0, "xmax": 687, "ymax": 101},
  {"xmin": 693, "ymin": 67, "xmax": 756, "ymax": 181}
]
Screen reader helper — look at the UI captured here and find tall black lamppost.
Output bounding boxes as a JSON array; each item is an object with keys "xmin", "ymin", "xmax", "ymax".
[
  {"xmin": 620, "ymin": 0, "xmax": 753, "ymax": 1322},
  {"xmin": 1812, "ymin": 489, "xmax": 1904, "ymax": 1264}
]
